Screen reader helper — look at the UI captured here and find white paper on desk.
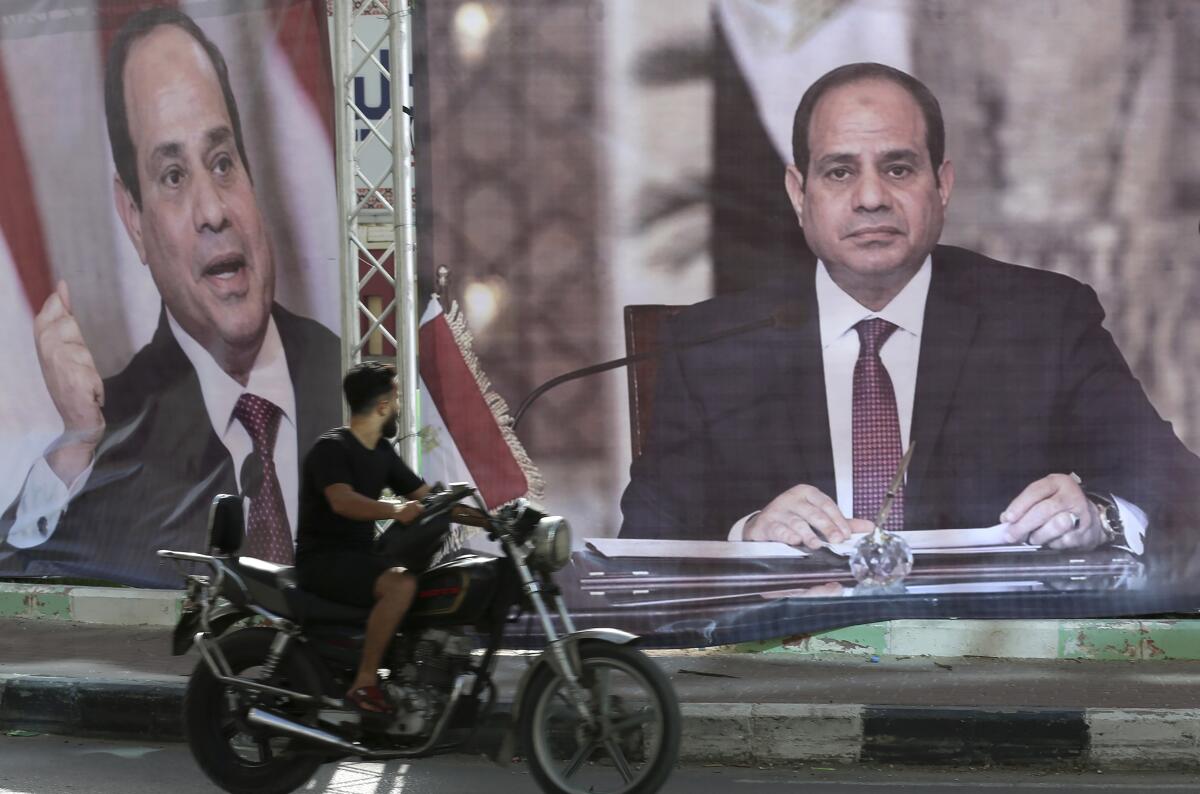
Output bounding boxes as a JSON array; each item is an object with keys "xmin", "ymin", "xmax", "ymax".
[
  {"xmin": 586, "ymin": 538, "xmax": 808, "ymax": 560},
  {"xmin": 825, "ymin": 524, "xmax": 1030, "ymax": 556}
]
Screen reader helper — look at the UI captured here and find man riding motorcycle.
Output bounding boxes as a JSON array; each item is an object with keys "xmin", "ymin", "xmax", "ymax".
[{"xmin": 294, "ymin": 361, "xmax": 485, "ymax": 714}]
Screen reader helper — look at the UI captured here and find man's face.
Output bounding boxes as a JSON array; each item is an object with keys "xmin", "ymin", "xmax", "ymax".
[
  {"xmin": 380, "ymin": 382, "xmax": 400, "ymax": 439},
  {"xmin": 115, "ymin": 25, "xmax": 273, "ymax": 357},
  {"xmin": 786, "ymin": 79, "xmax": 953, "ymax": 294}
]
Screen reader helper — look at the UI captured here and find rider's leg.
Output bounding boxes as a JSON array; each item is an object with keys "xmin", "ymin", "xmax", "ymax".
[{"xmin": 351, "ymin": 567, "xmax": 417, "ymax": 693}]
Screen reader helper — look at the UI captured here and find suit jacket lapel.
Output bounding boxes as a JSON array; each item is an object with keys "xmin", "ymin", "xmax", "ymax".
[
  {"xmin": 141, "ymin": 310, "xmax": 235, "ymax": 499},
  {"xmin": 906, "ymin": 248, "xmax": 980, "ymax": 518},
  {"xmin": 275, "ymin": 304, "xmax": 341, "ymax": 455},
  {"xmin": 771, "ymin": 273, "xmax": 836, "ymax": 498}
]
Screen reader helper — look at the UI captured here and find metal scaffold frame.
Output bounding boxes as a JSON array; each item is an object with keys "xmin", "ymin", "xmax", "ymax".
[{"xmin": 331, "ymin": 0, "xmax": 419, "ymax": 467}]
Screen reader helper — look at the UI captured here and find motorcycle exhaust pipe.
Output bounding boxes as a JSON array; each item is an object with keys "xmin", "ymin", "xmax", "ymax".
[
  {"xmin": 247, "ymin": 707, "xmax": 455, "ymax": 761},
  {"xmin": 246, "ymin": 708, "xmax": 368, "ymax": 756},
  {"xmin": 247, "ymin": 674, "xmax": 474, "ymax": 761}
]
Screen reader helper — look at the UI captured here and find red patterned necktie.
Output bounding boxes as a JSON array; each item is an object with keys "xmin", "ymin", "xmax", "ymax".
[
  {"xmin": 232, "ymin": 393, "xmax": 293, "ymax": 563},
  {"xmin": 852, "ymin": 318, "xmax": 904, "ymax": 531}
]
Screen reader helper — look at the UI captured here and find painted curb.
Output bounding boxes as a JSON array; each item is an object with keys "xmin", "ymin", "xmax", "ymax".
[
  {"xmin": 860, "ymin": 706, "xmax": 1087, "ymax": 766},
  {"xmin": 3, "ymin": 675, "xmax": 1199, "ymax": 768},
  {"xmin": 1086, "ymin": 708, "xmax": 1200, "ymax": 767},
  {"xmin": 0, "ymin": 676, "xmax": 184, "ymax": 740},
  {"xmin": 0, "ymin": 584, "xmax": 180, "ymax": 626}
]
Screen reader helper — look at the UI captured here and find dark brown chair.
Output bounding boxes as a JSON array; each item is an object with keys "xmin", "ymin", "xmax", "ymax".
[{"xmin": 623, "ymin": 304, "xmax": 683, "ymax": 460}]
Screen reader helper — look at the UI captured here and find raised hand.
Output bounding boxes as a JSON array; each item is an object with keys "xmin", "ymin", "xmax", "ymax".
[{"xmin": 34, "ymin": 280, "xmax": 105, "ymax": 484}]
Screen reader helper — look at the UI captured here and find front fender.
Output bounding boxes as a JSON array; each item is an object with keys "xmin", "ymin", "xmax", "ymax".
[{"xmin": 493, "ymin": 629, "xmax": 639, "ymax": 765}]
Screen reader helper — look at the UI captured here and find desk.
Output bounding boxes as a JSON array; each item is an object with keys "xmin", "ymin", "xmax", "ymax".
[{"xmin": 557, "ymin": 547, "xmax": 1150, "ymax": 647}]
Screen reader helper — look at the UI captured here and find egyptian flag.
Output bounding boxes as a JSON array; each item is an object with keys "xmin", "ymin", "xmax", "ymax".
[
  {"xmin": 418, "ymin": 297, "xmax": 543, "ymax": 552},
  {"xmin": 0, "ymin": 46, "xmax": 69, "ymax": 516}
]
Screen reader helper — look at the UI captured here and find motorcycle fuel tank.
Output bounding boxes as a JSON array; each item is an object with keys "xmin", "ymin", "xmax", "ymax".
[{"xmin": 407, "ymin": 553, "xmax": 509, "ymax": 628}]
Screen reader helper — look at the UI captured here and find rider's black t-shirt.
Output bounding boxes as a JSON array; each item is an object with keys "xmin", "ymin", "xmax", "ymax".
[{"xmin": 295, "ymin": 427, "xmax": 424, "ymax": 560}]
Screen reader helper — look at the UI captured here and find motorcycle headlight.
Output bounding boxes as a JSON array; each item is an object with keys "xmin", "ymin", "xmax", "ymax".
[{"xmin": 529, "ymin": 516, "xmax": 572, "ymax": 572}]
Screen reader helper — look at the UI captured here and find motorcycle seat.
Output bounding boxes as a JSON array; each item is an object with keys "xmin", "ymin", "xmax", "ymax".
[
  {"xmin": 229, "ymin": 556, "xmax": 372, "ymax": 624},
  {"xmin": 230, "ymin": 557, "xmax": 297, "ymax": 618}
]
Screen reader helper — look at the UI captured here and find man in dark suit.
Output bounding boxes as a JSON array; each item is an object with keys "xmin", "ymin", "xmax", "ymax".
[
  {"xmin": 620, "ymin": 63, "xmax": 1200, "ymax": 570},
  {"xmin": 0, "ymin": 9, "xmax": 340, "ymax": 587}
]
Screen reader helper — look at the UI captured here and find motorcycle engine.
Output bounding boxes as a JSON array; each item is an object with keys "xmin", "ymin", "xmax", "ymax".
[{"xmin": 383, "ymin": 628, "xmax": 474, "ymax": 737}]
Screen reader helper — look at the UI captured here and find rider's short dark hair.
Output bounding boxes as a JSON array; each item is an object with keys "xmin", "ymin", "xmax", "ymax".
[
  {"xmin": 344, "ymin": 361, "xmax": 396, "ymax": 416},
  {"xmin": 104, "ymin": 7, "xmax": 252, "ymax": 211}
]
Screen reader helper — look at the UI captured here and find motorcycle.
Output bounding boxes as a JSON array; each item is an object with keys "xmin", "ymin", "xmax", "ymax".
[{"xmin": 158, "ymin": 483, "xmax": 680, "ymax": 794}]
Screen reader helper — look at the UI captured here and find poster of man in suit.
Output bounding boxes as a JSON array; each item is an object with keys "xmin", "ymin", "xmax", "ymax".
[
  {"xmin": 0, "ymin": 0, "xmax": 340, "ymax": 587},
  {"xmin": 412, "ymin": 0, "xmax": 1200, "ymax": 641}
]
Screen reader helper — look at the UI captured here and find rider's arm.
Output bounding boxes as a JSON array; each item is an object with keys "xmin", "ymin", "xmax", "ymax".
[
  {"xmin": 401, "ymin": 483, "xmax": 487, "ymax": 527},
  {"xmin": 323, "ymin": 483, "xmax": 421, "ymax": 523}
]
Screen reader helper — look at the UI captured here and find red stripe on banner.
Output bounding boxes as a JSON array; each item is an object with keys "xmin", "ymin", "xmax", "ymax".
[
  {"xmin": 270, "ymin": 0, "xmax": 335, "ymax": 144},
  {"xmin": 419, "ymin": 315, "xmax": 528, "ymax": 507},
  {"xmin": 0, "ymin": 61, "xmax": 53, "ymax": 312}
]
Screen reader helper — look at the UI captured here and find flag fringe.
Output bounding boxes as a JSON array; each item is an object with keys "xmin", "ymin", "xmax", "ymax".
[
  {"xmin": 431, "ymin": 299, "xmax": 546, "ymax": 563},
  {"xmin": 442, "ymin": 299, "xmax": 546, "ymax": 503}
]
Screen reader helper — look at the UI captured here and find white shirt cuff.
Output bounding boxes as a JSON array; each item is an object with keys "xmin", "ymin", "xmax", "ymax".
[
  {"xmin": 1111, "ymin": 494, "xmax": 1147, "ymax": 556},
  {"xmin": 728, "ymin": 511, "xmax": 759, "ymax": 542},
  {"xmin": 8, "ymin": 457, "xmax": 94, "ymax": 549}
]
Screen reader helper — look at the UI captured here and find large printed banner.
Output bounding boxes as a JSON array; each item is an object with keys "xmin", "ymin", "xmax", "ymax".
[
  {"xmin": 415, "ymin": 0, "xmax": 1200, "ymax": 646},
  {"xmin": 0, "ymin": 0, "xmax": 340, "ymax": 586},
  {"xmin": 3, "ymin": 0, "xmax": 1200, "ymax": 649}
]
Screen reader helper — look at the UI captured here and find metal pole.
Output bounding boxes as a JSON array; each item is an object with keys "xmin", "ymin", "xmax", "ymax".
[
  {"xmin": 332, "ymin": 0, "xmax": 358, "ymax": 423},
  {"xmin": 390, "ymin": 0, "xmax": 420, "ymax": 467}
]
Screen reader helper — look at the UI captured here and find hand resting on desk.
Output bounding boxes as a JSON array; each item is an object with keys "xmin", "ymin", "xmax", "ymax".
[
  {"xmin": 743, "ymin": 473, "xmax": 1107, "ymax": 552},
  {"xmin": 743, "ymin": 483, "xmax": 874, "ymax": 549}
]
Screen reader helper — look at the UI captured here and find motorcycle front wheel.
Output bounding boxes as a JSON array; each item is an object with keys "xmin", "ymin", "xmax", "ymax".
[
  {"xmin": 184, "ymin": 627, "xmax": 327, "ymax": 794},
  {"xmin": 521, "ymin": 641, "xmax": 681, "ymax": 794}
]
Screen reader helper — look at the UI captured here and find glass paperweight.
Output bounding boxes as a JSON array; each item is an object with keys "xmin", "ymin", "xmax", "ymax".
[{"xmin": 849, "ymin": 526, "xmax": 913, "ymax": 586}]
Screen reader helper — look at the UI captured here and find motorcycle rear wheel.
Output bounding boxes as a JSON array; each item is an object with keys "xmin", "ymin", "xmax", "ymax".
[
  {"xmin": 521, "ymin": 641, "xmax": 681, "ymax": 794},
  {"xmin": 185, "ymin": 627, "xmax": 328, "ymax": 794}
]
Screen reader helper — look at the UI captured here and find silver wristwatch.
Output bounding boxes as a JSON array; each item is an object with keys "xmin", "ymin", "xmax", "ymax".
[{"xmin": 1086, "ymin": 491, "xmax": 1125, "ymax": 547}]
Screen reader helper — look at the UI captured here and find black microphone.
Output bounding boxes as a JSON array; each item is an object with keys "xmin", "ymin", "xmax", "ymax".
[
  {"xmin": 512, "ymin": 301, "xmax": 806, "ymax": 430},
  {"xmin": 240, "ymin": 451, "xmax": 264, "ymax": 500}
]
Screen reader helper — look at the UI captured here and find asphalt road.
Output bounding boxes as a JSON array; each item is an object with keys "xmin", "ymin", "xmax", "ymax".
[{"xmin": 0, "ymin": 734, "xmax": 1197, "ymax": 793}]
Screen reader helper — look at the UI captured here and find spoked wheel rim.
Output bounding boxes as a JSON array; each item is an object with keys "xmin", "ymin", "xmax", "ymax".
[
  {"xmin": 186, "ymin": 628, "xmax": 328, "ymax": 794},
  {"xmin": 530, "ymin": 655, "xmax": 668, "ymax": 794},
  {"xmin": 214, "ymin": 661, "xmax": 314, "ymax": 769}
]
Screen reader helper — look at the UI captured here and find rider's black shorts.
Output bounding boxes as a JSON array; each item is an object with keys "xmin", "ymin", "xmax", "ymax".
[{"xmin": 296, "ymin": 551, "xmax": 400, "ymax": 608}]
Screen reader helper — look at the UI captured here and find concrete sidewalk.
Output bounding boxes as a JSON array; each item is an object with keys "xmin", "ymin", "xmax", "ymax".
[{"xmin": 3, "ymin": 617, "xmax": 1200, "ymax": 769}]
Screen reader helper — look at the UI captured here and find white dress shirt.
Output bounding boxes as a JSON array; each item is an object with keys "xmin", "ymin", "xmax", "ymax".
[
  {"xmin": 817, "ymin": 255, "xmax": 929, "ymax": 517},
  {"xmin": 729, "ymin": 258, "xmax": 1146, "ymax": 552},
  {"xmin": 168, "ymin": 312, "xmax": 299, "ymax": 537},
  {"xmin": 9, "ymin": 314, "xmax": 298, "ymax": 548}
]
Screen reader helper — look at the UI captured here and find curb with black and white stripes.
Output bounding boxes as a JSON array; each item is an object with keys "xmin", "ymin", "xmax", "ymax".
[
  {"xmin": 680, "ymin": 703, "xmax": 1200, "ymax": 768},
  {"xmin": 3, "ymin": 676, "xmax": 1198, "ymax": 768}
]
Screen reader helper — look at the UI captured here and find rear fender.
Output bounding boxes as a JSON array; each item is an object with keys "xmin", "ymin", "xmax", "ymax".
[
  {"xmin": 493, "ymin": 628, "xmax": 638, "ymax": 765},
  {"xmin": 172, "ymin": 602, "xmax": 251, "ymax": 655}
]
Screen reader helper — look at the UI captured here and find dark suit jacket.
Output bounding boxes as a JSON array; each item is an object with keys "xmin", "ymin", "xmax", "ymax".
[
  {"xmin": 620, "ymin": 246, "xmax": 1200, "ymax": 572},
  {"xmin": 0, "ymin": 304, "xmax": 341, "ymax": 587}
]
